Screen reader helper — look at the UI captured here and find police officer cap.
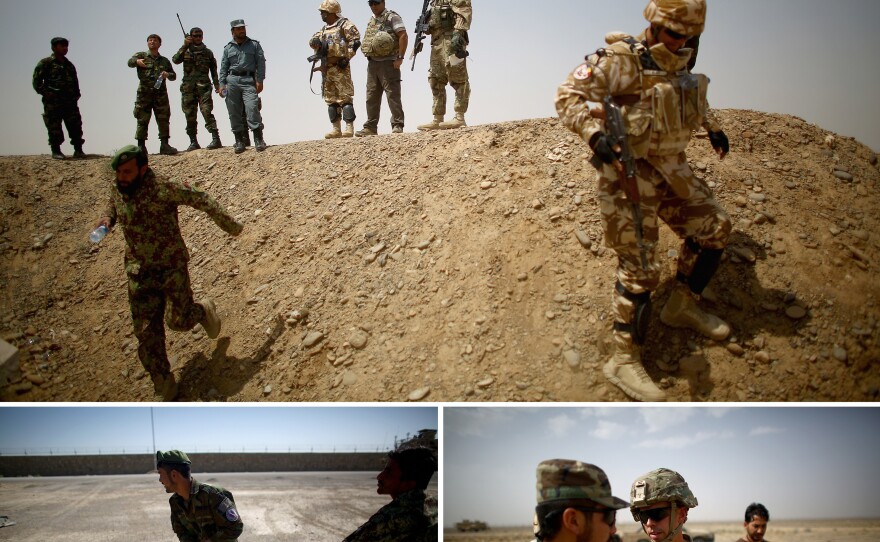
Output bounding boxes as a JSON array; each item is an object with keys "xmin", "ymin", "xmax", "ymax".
[
  {"xmin": 51, "ymin": 37, "xmax": 69, "ymax": 47},
  {"xmin": 536, "ymin": 459, "xmax": 629, "ymax": 509},
  {"xmin": 110, "ymin": 145, "xmax": 144, "ymax": 171},
  {"xmin": 230, "ymin": 19, "xmax": 246, "ymax": 28},
  {"xmin": 156, "ymin": 450, "xmax": 191, "ymax": 466}
]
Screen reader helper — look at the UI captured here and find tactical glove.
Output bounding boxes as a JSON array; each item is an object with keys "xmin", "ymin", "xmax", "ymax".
[
  {"xmin": 309, "ymin": 37, "xmax": 322, "ymax": 49},
  {"xmin": 451, "ymin": 30, "xmax": 469, "ymax": 55},
  {"xmin": 336, "ymin": 57, "xmax": 349, "ymax": 69},
  {"xmin": 589, "ymin": 132, "xmax": 619, "ymax": 165},
  {"xmin": 708, "ymin": 130, "xmax": 729, "ymax": 154}
]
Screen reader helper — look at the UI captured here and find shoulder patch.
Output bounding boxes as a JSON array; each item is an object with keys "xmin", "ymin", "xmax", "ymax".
[{"xmin": 573, "ymin": 63, "xmax": 592, "ymax": 80}]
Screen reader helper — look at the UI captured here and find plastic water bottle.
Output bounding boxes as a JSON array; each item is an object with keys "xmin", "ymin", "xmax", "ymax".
[
  {"xmin": 89, "ymin": 225, "xmax": 108, "ymax": 243},
  {"xmin": 154, "ymin": 75, "xmax": 163, "ymax": 89}
]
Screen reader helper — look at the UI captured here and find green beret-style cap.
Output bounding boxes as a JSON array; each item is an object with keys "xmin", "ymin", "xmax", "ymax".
[
  {"xmin": 536, "ymin": 459, "xmax": 628, "ymax": 509},
  {"xmin": 230, "ymin": 19, "xmax": 246, "ymax": 28},
  {"xmin": 110, "ymin": 145, "xmax": 143, "ymax": 171},
  {"xmin": 156, "ymin": 449, "xmax": 191, "ymax": 465}
]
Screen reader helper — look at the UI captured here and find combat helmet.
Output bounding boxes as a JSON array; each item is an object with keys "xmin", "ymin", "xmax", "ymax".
[
  {"xmin": 643, "ymin": 0, "xmax": 706, "ymax": 37},
  {"xmin": 630, "ymin": 467, "xmax": 698, "ymax": 510},
  {"xmin": 319, "ymin": 0, "xmax": 342, "ymax": 14},
  {"xmin": 371, "ymin": 30, "xmax": 395, "ymax": 57}
]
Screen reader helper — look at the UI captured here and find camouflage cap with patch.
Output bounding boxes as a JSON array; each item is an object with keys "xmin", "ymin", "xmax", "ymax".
[
  {"xmin": 110, "ymin": 145, "xmax": 143, "ymax": 171},
  {"xmin": 230, "ymin": 19, "xmax": 246, "ymax": 28},
  {"xmin": 536, "ymin": 459, "xmax": 628, "ymax": 509},
  {"xmin": 156, "ymin": 449, "xmax": 191, "ymax": 466}
]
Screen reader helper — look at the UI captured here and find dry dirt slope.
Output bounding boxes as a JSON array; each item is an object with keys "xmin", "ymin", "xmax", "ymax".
[{"xmin": 1, "ymin": 110, "xmax": 879, "ymax": 402}]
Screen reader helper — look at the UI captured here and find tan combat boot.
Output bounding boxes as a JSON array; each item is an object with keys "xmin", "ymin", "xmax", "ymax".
[
  {"xmin": 325, "ymin": 121, "xmax": 342, "ymax": 139},
  {"xmin": 152, "ymin": 373, "xmax": 179, "ymax": 401},
  {"xmin": 603, "ymin": 332, "xmax": 666, "ymax": 402},
  {"xmin": 343, "ymin": 122, "xmax": 354, "ymax": 138},
  {"xmin": 200, "ymin": 298, "xmax": 221, "ymax": 339},
  {"xmin": 439, "ymin": 112, "xmax": 466, "ymax": 129},
  {"xmin": 418, "ymin": 115, "xmax": 444, "ymax": 131},
  {"xmin": 660, "ymin": 284, "xmax": 730, "ymax": 341}
]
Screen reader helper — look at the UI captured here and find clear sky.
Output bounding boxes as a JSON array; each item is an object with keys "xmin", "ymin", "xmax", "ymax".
[
  {"xmin": 0, "ymin": 406, "xmax": 437, "ymax": 455},
  {"xmin": 3, "ymin": 0, "xmax": 879, "ymax": 157},
  {"xmin": 444, "ymin": 406, "xmax": 880, "ymax": 527}
]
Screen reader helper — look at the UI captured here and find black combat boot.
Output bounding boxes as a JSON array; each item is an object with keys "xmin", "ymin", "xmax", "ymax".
[
  {"xmin": 253, "ymin": 128, "xmax": 267, "ymax": 152},
  {"xmin": 159, "ymin": 137, "xmax": 178, "ymax": 155},
  {"xmin": 72, "ymin": 143, "xmax": 85, "ymax": 158},
  {"xmin": 50, "ymin": 144, "xmax": 65, "ymax": 160},
  {"xmin": 186, "ymin": 134, "xmax": 200, "ymax": 152},
  {"xmin": 233, "ymin": 132, "xmax": 246, "ymax": 154},
  {"xmin": 243, "ymin": 131, "xmax": 251, "ymax": 147},
  {"xmin": 137, "ymin": 139, "xmax": 147, "ymax": 155},
  {"xmin": 206, "ymin": 130, "xmax": 222, "ymax": 150}
]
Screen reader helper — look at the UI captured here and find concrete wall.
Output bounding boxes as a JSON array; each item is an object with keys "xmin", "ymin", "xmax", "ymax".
[{"xmin": 0, "ymin": 452, "xmax": 387, "ymax": 477}]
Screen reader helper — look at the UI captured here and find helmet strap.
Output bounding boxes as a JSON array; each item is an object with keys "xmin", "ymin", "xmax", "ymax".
[{"xmin": 657, "ymin": 502, "xmax": 683, "ymax": 542}]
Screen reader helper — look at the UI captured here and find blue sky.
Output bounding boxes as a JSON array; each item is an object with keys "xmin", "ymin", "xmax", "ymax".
[
  {"xmin": 0, "ymin": 406, "xmax": 437, "ymax": 454},
  {"xmin": 444, "ymin": 406, "xmax": 880, "ymax": 526},
  {"xmin": 2, "ymin": 0, "xmax": 879, "ymax": 156}
]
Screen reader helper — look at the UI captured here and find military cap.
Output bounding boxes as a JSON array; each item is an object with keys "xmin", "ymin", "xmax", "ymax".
[
  {"xmin": 230, "ymin": 19, "xmax": 246, "ymax": 28},
  {"xmin": 536, "ymin": 459, "xmax": 628, "ymax": 509},
  {"xmin": 156, "ymin": 449, "xmax": 191, "ymax": 465},
  {"xmin": 110, "ymin": 145, "xmax": 144, "ymax": 171},
  {"xmin": 51, "ymin": 37, "xmax": 69, "ymax": 47},
  {"xmin": 630, "ymin": 468, "xmax": 698, "ymax": 509}
]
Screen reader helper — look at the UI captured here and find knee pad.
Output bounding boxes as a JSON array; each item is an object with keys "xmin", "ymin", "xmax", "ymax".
[
  {"xmin": 342, "ymin": 103, "xmax": 356, "ymax": 122},
  {"xmin": 613, "ymin": 281, "xmax": 652, "ymax": 345},
  {"xmin": 678, "ymin": 237, "xmax": 724, "ymax": 295},
  {"xmin": 328, "ymin": 104, "xmax": 340, "ymax": 122}
]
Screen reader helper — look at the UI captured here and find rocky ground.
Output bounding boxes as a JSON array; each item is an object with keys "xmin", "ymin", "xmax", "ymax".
[{"xmin": 1, "ymin": 110, "xmax": 878, "ymax": 402}]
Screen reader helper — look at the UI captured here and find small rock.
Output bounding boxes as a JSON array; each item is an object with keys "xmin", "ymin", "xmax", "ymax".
[
  {"xmin": 563, "ymin": 349, "xmax": 580, "ymax": 368},
  {"xmin": 342, "ymin": 371, "xmax": 357, "ymax": 386},
  {"xmin": 785, "ymin": 305, "xmax": 807, "ymax": 319},
  {"xmin": 832, "ymin": 346, "xmax": 848, "ymax": 362},
  {"xmin": 349, "ymin": 330, "xmax": 369, "ymax": 350},
  {"xmin": 574, "ymin": 230, "xmax": 592, "ymax": 249},
  {"xmin": 476, "ymin": 377, "xmax": 494, "ymax": 388},
  {"xmin": 408, "ymin": 387, "xmax": 430, "ymax": 401},
  {"xmin": 726, "ymin": 343, "xmax": 744, "ymax": 356},
  {"xmin": 748, "ymin": 192, "xmax": 766, "ymax": 203},
  {"xmin": 263, "ymin": 385, "xmax": 272, "ymax": 395},
  {"xmin": 754, "ymin": 351, "xmax": 771, "ymax": 364},
  {"xmin": 303, "ymin": 331, "xmax": 324, "ymax": 347},
  {"xmin": 833, "ymin": 170, "xmax": 853, "ymax": 182}
]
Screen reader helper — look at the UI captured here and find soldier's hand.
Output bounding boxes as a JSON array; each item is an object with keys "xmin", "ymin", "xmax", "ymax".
[
  {"xmin": 183, "ymin": 35, "xmax": 193, "ymax": 48},
  {"xmin": 309, "ymin": 36, "xmax": 322, "ymax": 49},
  {"xmin": 96, "ymin": 217, "xmax": 112, "ymax": 229},
  {"xmin": 708, "ymin": 130, "xmax": 729, "ymax": 160},
  {"xmin": 160, "ymin": 71, "xmax": 169, "ymax": 81},
  {"xmin": 393, "ymin": 58, "xmax": 403, "ymax": 70},
  {"xmin": 337, "ymin": 57, "xmax": 349, "ymax": 69},
  {"xmin": 589, "ymin": 133, "xmax": 620, "ymax": 165},
  {"xmin": 136, "ymin": 58, "xmax": 148, "ymax": 68},
  {"xmin": 255, "ymin": 81, "xmax": 263, "ymax": 94}
]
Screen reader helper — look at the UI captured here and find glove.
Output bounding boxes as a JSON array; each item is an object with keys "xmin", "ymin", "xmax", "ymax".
[
  {"xmin": 708, "ymin": 130, "xmax": 729, "ymax": 154},
  {"xmin": 309, "ymin": 36, "xmax": 322, "ymax": 49},
  {"xmin": 451, "ymin": 30, "xmax": 469, "ymax": 56},
  {"xmin": 336, "ymin": 57, "xmax": 349, "ymax": 69},
  {"xmin": 589, "ymin": 132, "xmax": 619, "ymax": 165}
]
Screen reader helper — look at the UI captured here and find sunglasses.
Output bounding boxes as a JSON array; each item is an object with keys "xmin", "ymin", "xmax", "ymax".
[
  {"xmin": 663, "ymin": 27, "xmax": 690, "ymax": 41},
  {"xmin": 634, "ymin": 507, "xmax": 672, "ymax": 524},
  {"xmin": 574, "ymin": 507, "xmax": 616, "ymax": 527},
  {"xmin": 368, "ymin": 0, "xmax": 382, "ymax": 4},
  {"xmin": 191, "ymin": 34, "xmax": 203, "ymax": 38}
]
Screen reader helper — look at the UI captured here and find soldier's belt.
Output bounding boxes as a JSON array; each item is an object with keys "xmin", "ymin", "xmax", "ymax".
[{"xmin": 229, "ymin": 69, "xmax": 255, "ymax": 77}]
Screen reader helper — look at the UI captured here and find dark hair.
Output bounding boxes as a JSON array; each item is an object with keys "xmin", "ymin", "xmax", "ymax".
[
  {"xmin": 535, "ymin": 501, "xmax": 594, "ymax": 541},
  {"xmin": 190, "ymin": 27, "xmax": 203, "ymax": 35},
  {"xmin": 158, "ymin": 462, "xmax": 190, "ymax": 479},
  {"xmin": 388, "ymin": 447, "xmax": 436, "ymax": 489},
  {"xmin": 745, "ymin": 502, "xmax": 769, "ymax": 523},
  {"xmin": 147, "ymin": 34, "xmax": 162, "ymax": 44}
]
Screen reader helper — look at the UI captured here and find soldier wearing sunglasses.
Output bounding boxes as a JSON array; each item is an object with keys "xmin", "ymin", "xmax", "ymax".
[
  {"xmin": 629, "ymin": 468, "xmax": 698, "ymax": 542},
  {"xmin": 534, "ymin": 459, "xmax": 627, "ymax": 542}
]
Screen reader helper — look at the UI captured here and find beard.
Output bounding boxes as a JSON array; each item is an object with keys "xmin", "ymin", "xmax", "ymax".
[{"xmin": 116, "ymin": 174, "xmax": 143, "ymax": 196}]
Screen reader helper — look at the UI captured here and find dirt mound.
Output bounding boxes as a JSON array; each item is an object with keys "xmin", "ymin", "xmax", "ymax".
[{"xmin": 2, "ymin": 110, "xmax": 878, "ymax": 402}]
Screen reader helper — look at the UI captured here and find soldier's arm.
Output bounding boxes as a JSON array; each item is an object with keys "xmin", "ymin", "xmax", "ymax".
[
  {"xmin": 209, "ymin": 492, "xmax": 244, "ymax": 540},
  {"xmin": 100, "ymin": 187, "xmax": 117, "ymax": 228},
  {"xmin": 171, "ymin": 46, "xmax": 185, "ymax": 65},
  {"xmin": 254, "ymin": 42, "xmax": 266, "ymax": 83},
  {"xmin": 168, "ymin": 180, "xmax": 243, "ymax": 236},
  {"xmin": 555, "ymin": 53, "xmax": 616, "ymax": 145},
  {"xmin": 70, "ymin": 63, "xmax": 81, "ymax": 98},
  {"xmin": 32, "ymin": 60, "xmax": 45, "ymax": 94},
  {"xmin": 219, "ymin": 48, "xmax": 229, "ymax": 87},
  {"xmin": 164, "ymin": 58, "xmax": 177, "ymax": 81},
  {"xmin": 452, "ymin": 0, "xmax": 473, "ymax": 31},
  {"xmin": 127, "ymin": 53, "xmax": 141, "ymax": 68},
  {"xmin": 344, "ymin": 23, "xmax": 361, "ymax": 58},
  {"xmin": 171, "ymin": 513, "xmax": 200, "ymax": 542},
  {"xmin": 209, "ymin": 51, "xmax": 219, "ymax": 89}
]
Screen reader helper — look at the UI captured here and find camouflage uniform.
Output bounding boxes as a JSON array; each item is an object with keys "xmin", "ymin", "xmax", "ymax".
[
  {"xmin": 555, "ymin": 0, "xmax": 730, "ymax": 401},
  {"xmin": 359, "ymin": 8, "xmax": 406, "ymax": 134},
  {"xmin": 128, "ymin": 51, "xmax": 177, "ymax": 140},
  {"xmin": 102, "ymin": 167, "xmax": 242, "ymax": 387},
  {"xmin": 343, "ymin": 488, "xmax": 438, "ymax": 542},
  {"xmin": 171, "ymin": 42, "xmax": 219, "ymax": 138},
  {"xmin": 169, "ymin": 478, "xmax": 244, "ymax": 541},
  {"xmin": 424, "ymin": 0, "xmax": 472, "ymax": 128},
  {"xmin": 32, "ymin": 53, "xmax": 84, "ymax": 149},
  {"xmin": 311, "ymin": 17, "xmax": 360, "ymax": 107}
]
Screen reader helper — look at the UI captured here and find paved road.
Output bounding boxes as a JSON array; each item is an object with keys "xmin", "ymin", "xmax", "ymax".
[{"xmin": 0, "ymin": 471, "xmax": 438, "ymax": 541}]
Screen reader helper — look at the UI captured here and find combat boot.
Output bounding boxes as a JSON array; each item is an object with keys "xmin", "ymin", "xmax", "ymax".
[
  {"xmin": 418, "ymin": 115, "xmax": 444, "ymax": 131},
  {"xmin": 602, "ymin": 332, "xmax": 666, "ymax": 402},
  {"xmin": 325, "ymin": 121, "xmax": 342, "ymax": 139},
  {"xmin": 233, "ymin": 132, "xmax": 246, "ymax": 154},
  {"xmin": 206, "ymin": 130, "xmax": 222, "ymax": 150},
  {"xmin": 253, "ymin": 129, "xmax": 267, "ymax": 152},
  {"xmin": 50, "ymin": 144, "xmax": 65, "ymax": 160},
  {"xmin": 439, "ymin": 112, "xmax": 467, "ymax": 130},
  {"xmin": 660, "ymin": 284, "xmax": 731, "ymax": 341},
  {"xmin": 199, "ymin": 298, "xmax": 221, "ymax": 339},
  {"xmin": 355, "ymin": 127, "xmax": 377, "ymax": 137},
  {"xmin": 151, "ymin": 373, "xmax": 179, "ymax": 402},
  {"xmin": 343, "ymin": 122, "xmax": 355, "ymax": 138},
  {"xmin": 186, "ymin": 134, "xmax": 200, "ymax": 152},
  {"xmin": 137, "ymin": 139, "xmax": 147, "ymax": 156},
  {"xmin": 72, "ymin": 143, "xmax": 85, "ymax": 158},
  {"xmin": 243, "ymin": 131, "xmax": 251, "ymax": 147},
  {"xmin": 159, "ymin": 137, "xmax": 178, "ymax": 155}
]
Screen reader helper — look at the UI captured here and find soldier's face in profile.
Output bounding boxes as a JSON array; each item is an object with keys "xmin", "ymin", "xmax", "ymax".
[
  {"xmin": 744, "ymin": 516, "xmax": 767, "ymax": 542},
  {"xmin": 320, "ymin": 10, "xmax": 330, "ymax": 22},
  {"xmin": 377, "ymin": 458, "xmax": 416, "ymax": 498},
  {"xmin": 657, "ymin": 27, "xmax": 690, "ymax": 54},
  {"xmin": 52, "ymin": 44, "xmax": 68, "ymax": 57},
  {"xmin": 158, "ymin": 467, "xmax": 174, "ymax": 494}
]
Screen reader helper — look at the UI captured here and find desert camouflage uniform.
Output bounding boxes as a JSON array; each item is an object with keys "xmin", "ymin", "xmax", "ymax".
[
  {"xmin": 426, "ymin": 0, "xmax": 471, "ymax": 116},
  {"xmin": 169, "ymin": 478, "xmax": 244, "ymax": 541},
  {"xmin": 555, "ymin": 28, "xmax": 730, "ymax": 357},
  {"xmin": 32, "ymin": 55, "xmax": 84, "ymax": 147},
  {"xmin": 343, "ymin": 489, "xmax": 438, "ymax": 542},
  {"xmin": 103, "ymin": 168, "xmax": 242, "ymax": 380},
  {"xmin": 311, "ymin": 17, "xmax": 360, "ymax": 106},
  {"xmin": 128, "ymin": 51, "xmax": 177, "ymax": 140},
  {"xmin": 172, "ymin": 43, "xmax": 219, "ymax": 137}
]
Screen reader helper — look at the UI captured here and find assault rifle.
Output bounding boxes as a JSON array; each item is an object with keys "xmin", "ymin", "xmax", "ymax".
[
  {"xmin": 307, "ymin": 37, "xmax": 329, "ymax": 95},
  {"xmin": 410, "ymin": 0, "xmax": 431, "ymax": 71},
  {"xmin": 601, "ymin": 96, "xmax": 649, "ymax": 270}
]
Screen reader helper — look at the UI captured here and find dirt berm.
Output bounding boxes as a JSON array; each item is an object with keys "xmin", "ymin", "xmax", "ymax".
[{"xmin": 2, "ymin": 110, "xmax": 878, "ymax": 402}]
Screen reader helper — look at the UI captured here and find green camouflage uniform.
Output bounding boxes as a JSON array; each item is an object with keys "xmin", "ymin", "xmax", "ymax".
[
  {"xmin": 128, "ymin": 51, "xmax": 177, "ymax": 140},
  {"xmin": 310, "ymin": 17, "xmax": 361, "ymax": 106},
  {"xmin": 169, "ymin": 478, "xmax": 244, "ymax": 541},
  {"xmin": 32, "ymin": 55, "xmax": 84, "ymax": 146},
  {"xmin": 103, "ymin": 168, "xmax": 242, "ymax": 379},
  {"xmin": 343, "ymin": 489, "xmax": 438, "ymax": 542},
  {"xmin": 426, "ymin": 0, "xmax": 472, "ymax": 116},
  {"xmin": 172, "ymin": 43, "xmax": 219, "ymax": 137}
]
